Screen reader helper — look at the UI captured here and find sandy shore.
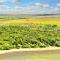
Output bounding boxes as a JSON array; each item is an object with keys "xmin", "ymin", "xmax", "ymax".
[{"xmin": 0, "ymin": 47, "xmax": 60, "ymax": 54}]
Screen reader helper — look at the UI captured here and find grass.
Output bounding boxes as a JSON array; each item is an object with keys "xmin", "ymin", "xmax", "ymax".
[
  {"xmin": 0, "ymin": 17, "xmax": 60, "ymax": 49},
  {"xmin": 0, "ymin": 16, "xmax": 60, "ymax": 59},
  {"xmin": 0, "ymin": 17, "xmax": 60, "ymax": 26}
]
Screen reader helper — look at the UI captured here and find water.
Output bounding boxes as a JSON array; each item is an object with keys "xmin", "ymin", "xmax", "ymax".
[{"xmin": 0, "ymin": 50, "xmax": 60, "ymax": 60}]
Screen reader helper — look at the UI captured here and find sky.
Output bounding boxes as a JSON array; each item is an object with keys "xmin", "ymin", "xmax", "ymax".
[{"xmin": 0, "ymin": 0, "xmax": 60, "ymax": 14}]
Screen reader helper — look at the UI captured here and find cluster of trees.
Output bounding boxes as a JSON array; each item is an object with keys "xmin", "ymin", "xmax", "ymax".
[{"xmin": 0, "ymin": 24, "xmax": 60, "ymax": 50}]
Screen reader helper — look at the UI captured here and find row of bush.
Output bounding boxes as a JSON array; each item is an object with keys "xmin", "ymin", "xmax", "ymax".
[{"xmin": 0, "ymin": 24, "xmax": 60, "ymax": 50}]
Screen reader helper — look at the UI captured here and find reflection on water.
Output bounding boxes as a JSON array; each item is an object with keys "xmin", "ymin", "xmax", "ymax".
[{"xmin": 0, "ymin": 50, "xmax": 60, "ymax": 60}]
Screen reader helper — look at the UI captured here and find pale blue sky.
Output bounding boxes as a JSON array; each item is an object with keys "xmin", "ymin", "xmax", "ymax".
[{"xmin": 0, "ymin": 0, "xmax": 60, "ymax": 14}]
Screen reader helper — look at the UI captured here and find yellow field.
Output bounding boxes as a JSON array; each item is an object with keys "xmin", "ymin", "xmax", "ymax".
[{"xmin": 0, "ymin": 17, "xmax": 60, "ymax": 26}]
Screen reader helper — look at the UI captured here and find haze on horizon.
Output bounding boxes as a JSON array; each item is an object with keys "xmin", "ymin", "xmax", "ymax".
[{"xmin": 0, "ymin": 0, "xmax": 60, "ymax": 15}]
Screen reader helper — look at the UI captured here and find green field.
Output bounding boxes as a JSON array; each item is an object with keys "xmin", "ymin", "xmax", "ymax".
[
  {"xmin": 0, "ymin": 17, "xmax": 60, "ymax": 26},
  {"xmin": 0, "ymin": 16, "xmax": 60, "ymax": 60},
  {"xmin": 0, "ymin": 17, "xmax": 60, "ymax": 49}
]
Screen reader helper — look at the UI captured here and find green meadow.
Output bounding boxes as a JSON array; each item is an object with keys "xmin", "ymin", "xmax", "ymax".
[
  {"xmin": 0, "ymin": 16, "xmax": 60, "ymax": 60},
  {"xmin": 0, "ymin": 16, "xmax": 60, "ymax": 49}
]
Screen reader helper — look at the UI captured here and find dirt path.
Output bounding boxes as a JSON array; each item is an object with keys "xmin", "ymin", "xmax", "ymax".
[{"xmin": 0, "ymin": 47, "xmax": 60, "ymax": 54}]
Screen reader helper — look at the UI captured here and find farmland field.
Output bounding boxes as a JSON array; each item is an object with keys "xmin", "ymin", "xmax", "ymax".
[
  {"xmin": 0, "ymin": 16, "xmax": 60, "ymax": 60},
  {"xmin": 0, "ymin": 16, "xmax": 60, "ymax": 49},
  {"xmin": 0, "ymin": 17, "xmax": 60, "ymax": 26}
]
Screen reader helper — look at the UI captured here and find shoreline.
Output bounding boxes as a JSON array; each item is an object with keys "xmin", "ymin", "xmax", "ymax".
[{"xmin": 0, "ymin": 47, "xmax": 60, "ymax": 54}]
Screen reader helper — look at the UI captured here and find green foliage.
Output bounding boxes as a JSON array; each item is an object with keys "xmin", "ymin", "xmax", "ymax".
[{"xmin": 0, "ymin": 24, "xmax": 60, "ymax": 50}]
